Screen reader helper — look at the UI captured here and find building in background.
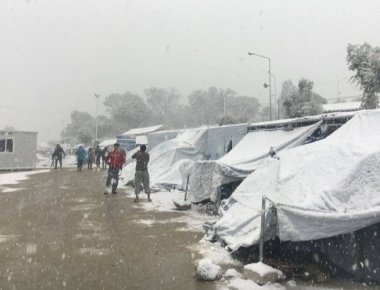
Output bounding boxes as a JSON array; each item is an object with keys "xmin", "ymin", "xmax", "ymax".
[{"xmin": 0, "ymin": 131, "xmax": 37, "ymax": 171}]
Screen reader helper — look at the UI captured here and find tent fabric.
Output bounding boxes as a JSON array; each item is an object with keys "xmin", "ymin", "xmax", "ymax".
[
  {"xmin": 213, "ymin": 109, "xmax": 380, "ymax": 250},
  {"xmin": 186, "ymin": 122, "xmax": 322, "ymax": 203},
  {"xmin": 98, "ymin": 139, "xmax": 117, "ymax": 148},
  {"xmin": 121, "ymin": 128, "xmax": 206, "ymax": 187},
  {"xmin": 122, "ymin": 124, "xmax": 248, "ymax": 189},
  {"xmin": 122, "ymin": 124, "xmax": 163, "ymax": 136}
]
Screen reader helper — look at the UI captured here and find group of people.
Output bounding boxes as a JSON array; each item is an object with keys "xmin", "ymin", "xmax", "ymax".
[
  {"xmin": 51, "ymin": 142, "xmax": 151, "ymax": 202},
  {"xmin": 74, "ymin": 145, "xmax": 109, "ymax": 171}
]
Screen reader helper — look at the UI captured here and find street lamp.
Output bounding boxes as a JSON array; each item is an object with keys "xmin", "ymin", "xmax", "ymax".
[
  {"xmin": 94, "ymin": 94, "xmax": 100, "ymax": 141},
  {"xmin": 248, "ymin": 51, "xmax": 272, "ymax": 120},
  {"xmin": 270, "ymin": 72, "xmax": 277, "ymax": 119}
]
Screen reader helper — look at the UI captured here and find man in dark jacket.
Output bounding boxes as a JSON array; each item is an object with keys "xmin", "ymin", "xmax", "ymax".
[
  {"xmin": 52, "ymin": 144, "xmax": 65, "ymax": 169},
  {"xmin": 132, "ymin": 145, "xmax": 151, "ymax": 202},
  {"xmin": 95, "ymin": 145, "xmax": 102, "ymax": 169},
  {"xmin": 105, "ymin": 143, "xmax": 125, "ymax": 194}
]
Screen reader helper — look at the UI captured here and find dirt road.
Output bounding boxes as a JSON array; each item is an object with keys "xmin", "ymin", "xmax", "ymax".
[{"xmin": 0, "ymin": 169, "xmax": 216, "ymax": 290}]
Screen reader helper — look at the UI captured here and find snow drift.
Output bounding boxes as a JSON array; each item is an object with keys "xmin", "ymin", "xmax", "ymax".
[{"xmin": 213, "ymin": 109, "xmax": 380, "ymax": 250}]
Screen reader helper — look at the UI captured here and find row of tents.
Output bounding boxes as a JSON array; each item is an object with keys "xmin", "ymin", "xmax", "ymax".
[{"xmin": 121, "ymin": 109, "xmax": 380, "ymax": 282}]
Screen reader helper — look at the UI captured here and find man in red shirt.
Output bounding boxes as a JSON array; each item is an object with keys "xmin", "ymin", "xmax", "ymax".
[{"xmin": 105, "ymin": 143, "xmax": 125, "ymax": 194}]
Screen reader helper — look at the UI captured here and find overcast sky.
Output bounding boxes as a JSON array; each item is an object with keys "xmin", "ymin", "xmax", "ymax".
[{"xmin": 0, "ymin": 0, "xmax": 379, "ymax": 141}]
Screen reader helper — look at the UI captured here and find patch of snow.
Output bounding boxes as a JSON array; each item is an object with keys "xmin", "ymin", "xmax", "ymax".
[
  {"xmin": 286, "ymin": 280, "xmax": 297, "ymax": 288},
  {"xmin": 224, "ymin": 268, "xmax": 242, "ymax": 279},
  {"xmin": 0, "ymin": 170, "xmax": 48, "ymax": 192},
  {"xmin": 220, "ymin": 278, "xmax": 285, "ymax": 290},
  {"xmin": 196, "ymin": 258, "xmax": 223, "ymax": 281},
  {"xmin": 189, "ymin": 239, "xmax": 240, "ymax": 267},
  {"xmin": 244, "ymin": 262, "xmax": 284, "ymax": 279}
]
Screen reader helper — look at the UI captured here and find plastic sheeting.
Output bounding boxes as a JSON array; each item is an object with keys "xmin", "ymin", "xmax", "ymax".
[
  {"xmin": 213, "ymin": 109, "xmax": 380, "ymax": 250},
  {"xmin": 122, "ymin": 124, "xmax": 248, "ymax": 189},
  {"xmin": 186, "ymin": 122, "xmax": 322, "ymax": 203},
  {"xmin": 121, "ymin": 128, "xmax": 205, "ymax": 187}
]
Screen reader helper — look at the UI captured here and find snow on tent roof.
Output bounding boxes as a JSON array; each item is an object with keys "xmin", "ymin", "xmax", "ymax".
[
  {"xmin": 122, "ymin": 124, "xmax": 163, "ymax": 136},
  {"xmin": 218, "ymin": 121, "xmax": 321, "ymax": 171},
  {"xmin": 213, "ymin": 109, "xmax": 380, "ymax": 250},
  {"xmin": 185, "ymin": 122, "xmax": 321, "ymax": 203},
  {"xmin": 322, "ymin": 101, "xmax": 361, "ymax": 113},
  {"xmin": 121, "ymin": 127, "xmax": 207, "ymax": 188},
  {"xmin": 98, "ymin": 139, "xmax": 117, "ymax": 148}
]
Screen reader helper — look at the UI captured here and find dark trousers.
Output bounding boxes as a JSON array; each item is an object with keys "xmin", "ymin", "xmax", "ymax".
[
  {"xmin": 77, "ymin": 159, "xmax": 84, "ymax": 171},
  {"xmin": 88, "ymin": 162, "xmax": 93, "ymax": 170},
  {"xmin": 55, "ymin": 158, "xmax": 62, "ymax": 169},
  {"xmin": 106, "ymin": 168, "xmax": 120, "ymax": 193}
]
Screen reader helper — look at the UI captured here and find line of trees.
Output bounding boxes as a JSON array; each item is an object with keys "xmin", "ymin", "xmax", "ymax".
[
  {"xmin": 61, "ymin": 87, "xmax": 263, "ymax": 144},
  {"xmin": 61, "ymin": 42, "xmax": 380, "ymax": 145}
]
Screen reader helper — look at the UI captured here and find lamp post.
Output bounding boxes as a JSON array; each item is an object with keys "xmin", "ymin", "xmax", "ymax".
[
  {"xmin": 248, "ymin": 51, "xmax": 272, "ymax": 120},
  {"xmin": 270, "ymin": 72, "xmax": 277, "ymax": 119},
  {"xmin": 94, "ymin": 94, "xmax": 100, "ymax": 141}
]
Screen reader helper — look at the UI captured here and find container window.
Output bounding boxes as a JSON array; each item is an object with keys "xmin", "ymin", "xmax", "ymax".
[
  {"xmin": 0, "ymin": 138, "xmax": 13, "ymax": 153},
  {"xmin": 6, "ymin": 139, "xmax": 13, "ymax": 152},
  {"xmin": 0, "ymin": 139, "xmax": 5, "ymax": 152}
]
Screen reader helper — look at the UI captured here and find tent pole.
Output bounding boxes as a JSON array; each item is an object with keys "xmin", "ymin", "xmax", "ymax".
[
  {"xmin": 184, "ymin": 175, "xmax": 190, "ymax": 201},
  {"xmin": 259, "ymin": 195, "xmax": 266, "ymax": 262}
]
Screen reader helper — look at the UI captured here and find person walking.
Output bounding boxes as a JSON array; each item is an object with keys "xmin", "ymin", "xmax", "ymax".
[
  {"xmin": 95, "ymin": 145, "xmax": 102, "ymax": 169},
  {"xmin": 101, "ymin": 147, "xmax": 109, "ymax": 170},
  {"xmin": 52, "ymin": 144, "xmax": 65, "ymax": 169},
  {"xmin": 75, "ymin": 145, "xmax": 86, "ymax": 171},
  {"xmin": 105, "ymin": 143, "xmax": 125, "ymax": 194},
  {"xmin": 132, "ymin": 145, "xmax": 151, "ymax": 202},
  {"xmin": 87, "ymin": 147, "xmax": 95, "ymax": 170}
]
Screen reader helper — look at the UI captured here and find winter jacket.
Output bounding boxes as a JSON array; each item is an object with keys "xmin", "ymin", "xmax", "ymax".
[
  {"xmin": 106, "ymin": 149, "xmax": 125, "ymax": 169},
  {"xmin": 53, "ymin": 147, "xmax": 65, "ymax": 159},
  {"xmin": 95, "ymin": 147, "xmax": 102, "ymax": 158},
  {"xmin": 75, "ymin": 147, "xmax": 86, "ymax": 161},
  {"xmin": 87, "ymin": 150, "xmax": 96, "ymax": 163}
]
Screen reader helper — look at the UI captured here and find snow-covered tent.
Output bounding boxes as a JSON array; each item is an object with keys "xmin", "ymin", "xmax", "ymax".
[
  {"xmin": 122, "ymin": 124, "xmax": 248, "ymax": 188},
  {"xmin": 146, "ymin": 129, "xmax": 182, "ymax": 150},
  {"xmin": 212, "ymin": 109, "xmax": 380, "ymax": 251},
  {"xmin": 98, "ymin": 139, "xmax": 117, "ymax": 149},
  {"xmin": 184, "ymin": 121, "xmax": 322, "ymax": 203}
]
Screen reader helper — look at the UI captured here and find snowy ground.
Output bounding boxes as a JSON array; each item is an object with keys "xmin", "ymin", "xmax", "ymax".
[
  {"xmin": 36, "ymin": 153, "xmax": 78, "ymax": 168},
  {"xmin": 0, "ymin": 170, "xmax": 48, "ymax": 192},
  {"xmin": 121, "ymin": 184, "xmax": 380, "ymax": 290},
  {"xmin": 2, "ymin": 168, "xmax": 379, "ymax": 289}
]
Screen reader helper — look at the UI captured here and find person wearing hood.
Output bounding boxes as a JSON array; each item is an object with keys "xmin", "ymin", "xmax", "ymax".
[{"xmin": 75, "ymin": 146, "xmax": 86, "ymax": 171}]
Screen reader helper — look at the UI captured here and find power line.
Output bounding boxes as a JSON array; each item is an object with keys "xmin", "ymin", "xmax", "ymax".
[{"xmin": 0, "ymin": 104, "xmax": 76, "ymax": 116}]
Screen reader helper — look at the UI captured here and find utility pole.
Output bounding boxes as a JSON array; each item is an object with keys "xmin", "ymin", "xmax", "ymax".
[
  {"xmin": 94, "ymin": 94, "xmax": 100, "ymax": 141},
  {"xmin": 248, "ymin": 52, "xmax": 272, "ymax": 120}
]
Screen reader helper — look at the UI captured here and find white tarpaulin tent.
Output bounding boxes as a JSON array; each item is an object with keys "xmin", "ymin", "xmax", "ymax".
[
  {"xmin": 98, "ymin": 139, "xmax": 117, "ymax": 148},
  {"xmin": 122, "ymin": 124, "xmax": 248, "ymax": 189},
  {"xmin": 122, "ymin": 124, "xmax": 164, "ymax": 136},
  {"xmin": 185, "ymin": 121, "xmax": 322, "ymax": 203},
  {"xmin": 121, "ymin": 128, "xmax": 206, "ymax": 187},
  {"xmin": 213, "ymin": 109, "xmax": 380, "ymax": 250}
]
